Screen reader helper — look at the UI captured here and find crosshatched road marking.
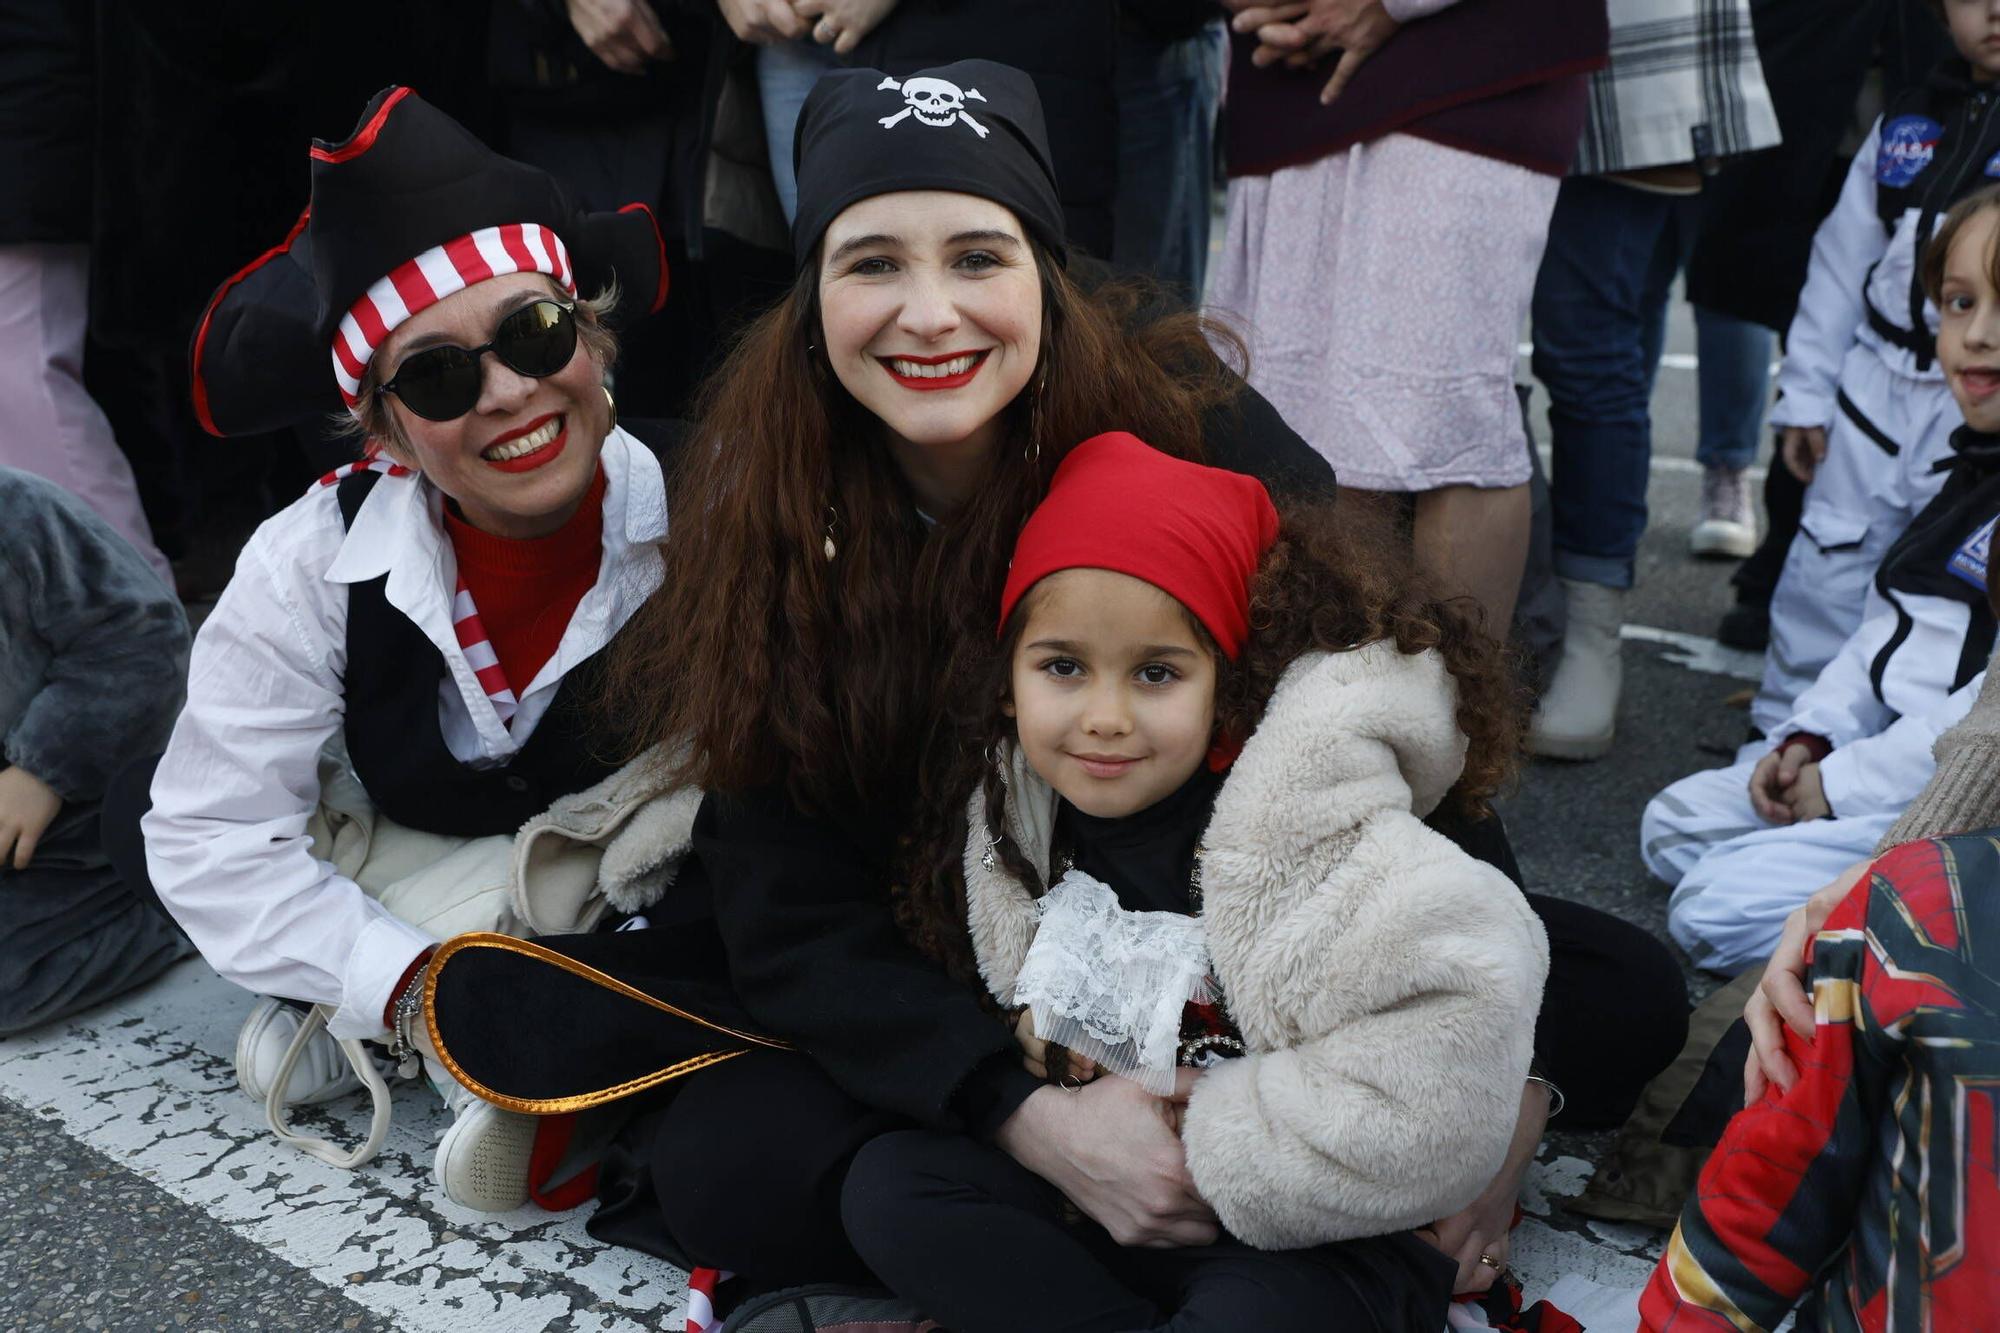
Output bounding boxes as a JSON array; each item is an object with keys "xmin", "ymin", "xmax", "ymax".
[{"xmin": 0, "ymin": 962, "xmax": 687, "ymax": 1333}]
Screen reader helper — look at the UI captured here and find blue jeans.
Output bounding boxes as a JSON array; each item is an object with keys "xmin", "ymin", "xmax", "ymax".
[
  {"xmin": 1531, "ymin": 176, "xmax": 1700, "ymax": 590},
  {"xmin": 758, "ymin": 40, "xmax": 841, "ymax": 225},
  {"xmin": 1694, "ymin": 305, "xmax": 1775, "ymax": 471},
  {"xmin": 1113, "ymin": 20, "xmax": 1226, "ymax": 299}
]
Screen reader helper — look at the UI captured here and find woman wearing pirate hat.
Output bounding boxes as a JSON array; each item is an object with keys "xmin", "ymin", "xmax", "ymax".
[{"xmin": 120, "ymin": 86, "xmax": 671, "ymax": 1211}]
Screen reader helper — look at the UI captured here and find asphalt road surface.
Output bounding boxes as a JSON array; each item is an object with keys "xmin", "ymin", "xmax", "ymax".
[{"xmin": 0, "ymin": 293, "xmax": 1770, "ymax": 1331}]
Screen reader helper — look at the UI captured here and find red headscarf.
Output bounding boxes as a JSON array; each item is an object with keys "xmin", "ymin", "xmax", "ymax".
[{"xmin": 998, "ymin": 432, "xmax": 1280, "ymax": 659}]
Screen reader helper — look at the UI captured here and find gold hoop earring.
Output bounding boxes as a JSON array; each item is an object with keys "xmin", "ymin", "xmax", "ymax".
[
  {"xmin": 822, "ymin": 505, "xmax": 839, "ymax": 561},
  {"xmin": 602, "ymin": 384, "xmax": 618, "ymax": 432},
  {"xmin": 1025, "ymin": 371, "xmax": 1049, "ymax": 469}
]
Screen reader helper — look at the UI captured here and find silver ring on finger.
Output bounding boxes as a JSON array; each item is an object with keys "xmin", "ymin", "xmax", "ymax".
[{"xmin": 816, "ymin": 17, "xmax": 838, "ymax": 41}]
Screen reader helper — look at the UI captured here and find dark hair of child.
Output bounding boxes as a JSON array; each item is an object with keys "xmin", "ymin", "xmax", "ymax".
[
  {"xmin": 1921, "ymin": 182, "xmax": 2000, "ymax": 304},
  {"xmin": 894, "ymin": 495, "xmax": 1528, "ymax": 985}
]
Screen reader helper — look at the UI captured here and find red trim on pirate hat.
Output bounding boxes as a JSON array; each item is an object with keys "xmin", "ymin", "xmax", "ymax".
[
  {"xmin": 998, "ymin": 432, "xmax": 1280, "ymax": 659},
  {"xmin": 187, "ymin": 86, "xmax": 670, "ymax": 437}
]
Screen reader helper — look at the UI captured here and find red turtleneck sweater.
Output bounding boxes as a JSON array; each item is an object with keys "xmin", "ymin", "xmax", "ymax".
[{"xmin": 442, "ymin": 467, "xmax": 606, "ymax": 696}]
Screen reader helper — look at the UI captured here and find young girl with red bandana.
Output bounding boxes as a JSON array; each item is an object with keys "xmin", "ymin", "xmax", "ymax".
[{"xmin": 843, "ymin": 431, "xmax": 1551, "ymax": 1331}]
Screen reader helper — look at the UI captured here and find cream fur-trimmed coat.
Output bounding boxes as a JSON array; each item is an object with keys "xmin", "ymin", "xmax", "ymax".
[{"xmin": 964, "ymin": 642, "xmax": 1550, "ymax": 1250}]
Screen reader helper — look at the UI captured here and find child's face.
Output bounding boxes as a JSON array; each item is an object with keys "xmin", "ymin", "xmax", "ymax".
[
  {"xmin": 1945, "ymin": 0, "xmax": 2000, "ymax": 79},
  {"xmin": 1936, "ymin": 207, "xmax": 2000, "ymax": 432},
  {"xmin": 1006, "ymin": 568, "xmax": 1218, "ymax": 820}
]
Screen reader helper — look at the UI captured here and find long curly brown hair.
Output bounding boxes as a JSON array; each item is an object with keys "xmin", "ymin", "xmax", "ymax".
[
  {"xmin": 894, "ymin": 494, "xmax": 1527, "ymax": 984},
  {"xmin": 600, "ymin": 238, "xmax": 1247, "ymax": 825}
]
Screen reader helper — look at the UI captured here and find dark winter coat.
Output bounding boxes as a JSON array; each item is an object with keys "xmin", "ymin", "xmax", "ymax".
[
  {"xmin": 0, "ymin": 0, "xmax": 93, "ymax": 244},
  {"xmin": 0, "ymin": 468, "xmax": 190, "ymax": 803}
]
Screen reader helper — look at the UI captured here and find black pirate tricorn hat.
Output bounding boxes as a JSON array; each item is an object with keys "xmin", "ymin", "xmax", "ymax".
[
  {"xmin": 189, "ymin": 86, "xmax": 668, "ymax": 437},
  {"xmin": 425, "ymin": 931, "xmax": 789, "ymax": 1114}
]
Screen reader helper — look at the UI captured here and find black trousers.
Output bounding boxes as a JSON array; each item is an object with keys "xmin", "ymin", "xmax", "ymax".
[
  {"xmin": 842, "ymin": 1129, "xmax": 1454, "ymax": 1333},
  {"xmin": 0, "ymin": 796, "xmax": 192, "ymax": 1037},
  {"xmin": 593, "ymin": 891, "xmax": 1689, "ymax": 1290}
]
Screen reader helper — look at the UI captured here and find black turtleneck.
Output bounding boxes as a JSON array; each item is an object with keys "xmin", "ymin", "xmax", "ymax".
[{"xmin": 1055, "ymin": 766, "xmax": 1223, "ymax": 915}]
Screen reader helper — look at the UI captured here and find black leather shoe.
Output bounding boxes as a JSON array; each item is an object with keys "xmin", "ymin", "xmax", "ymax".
[{"xmin": 1715, "ymin": 602, "xmax": 1770, "ymax": 652}]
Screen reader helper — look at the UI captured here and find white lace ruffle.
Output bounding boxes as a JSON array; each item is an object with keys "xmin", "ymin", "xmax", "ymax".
[{"xmin": 1009, "ymin": 870, "xmax": 1213, "ymax": 1096}]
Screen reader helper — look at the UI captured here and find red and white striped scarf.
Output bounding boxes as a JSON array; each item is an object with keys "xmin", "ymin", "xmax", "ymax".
[{"xmin": 450, "ymin": 578, "xmax": 518, "ymax": 727}]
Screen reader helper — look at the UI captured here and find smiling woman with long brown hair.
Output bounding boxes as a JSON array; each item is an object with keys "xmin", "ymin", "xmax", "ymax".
[{"xmin": 553, "ymin": 57, "xmax": 1689, "ymax": 1322}]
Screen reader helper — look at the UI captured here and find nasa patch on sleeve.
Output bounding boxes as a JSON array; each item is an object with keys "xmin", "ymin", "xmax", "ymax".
[
  {"xmin": 1949, "ymin": 515, "xmax": 1994, "ymax": 592},
  {"xmin": 1878, "ymin": 115, "xmax": 1944, "ymax": 188},
  {"xmin": 1986, "ymin": 148, "xmax": 2000, "ymax": 179}
]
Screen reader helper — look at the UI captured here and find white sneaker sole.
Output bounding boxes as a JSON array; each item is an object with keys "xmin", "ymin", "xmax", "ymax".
[
  {"xmin": 435, "ymin": 1102, "xmax": 537, "ymax": 1212},
  {"xmin": 1689, "ymin": 519, "xmax": 1757, "ymax": 559}
]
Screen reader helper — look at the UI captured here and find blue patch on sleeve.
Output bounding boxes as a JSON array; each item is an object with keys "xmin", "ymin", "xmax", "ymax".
[
  {"xmin": 1878, "ymin": 115, "xmax": 1945, "ymax": 188},
  {"xmin": 1986, "ymin": 148, "xmax": 2000, "ymax": 179},
  {"xmin": 1949, "ymin": 516, "xmax": 1994, "ymax": 592}
]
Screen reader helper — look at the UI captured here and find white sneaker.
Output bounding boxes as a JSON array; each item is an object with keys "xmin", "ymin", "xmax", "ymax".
[
  {"xmin": 236, "ymin": 997, "xmax": 363, "ymax": 1105},
  {"xmin": 1527, "ymin": 578, "xmax": 1626, "ymax": 761},
  {"xmin": 429, "ymin": 1060, "xmax": 537, "ymax": 1212},
  {"xmin": 1689, "ymin": 465, "xmax": 1758, "ymax": 558}
]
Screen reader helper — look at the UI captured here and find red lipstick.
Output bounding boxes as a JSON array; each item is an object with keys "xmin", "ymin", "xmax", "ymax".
[
  {"xmin": 482, "ymin": 413, "xmax": 567, "ymax": 474},
  {"xmin": 878, "ymin": 350, "xmax": 990, "ymax": 392}
]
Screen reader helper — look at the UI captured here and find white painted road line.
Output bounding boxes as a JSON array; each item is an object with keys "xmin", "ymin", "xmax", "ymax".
[
  {"xmin": 1516, "ymin": 342, "xmax": 1780, "ymax": 376},
  {"xmin": 1621, "ymin": 623, "xmax": 1765, "ymax": 682}
]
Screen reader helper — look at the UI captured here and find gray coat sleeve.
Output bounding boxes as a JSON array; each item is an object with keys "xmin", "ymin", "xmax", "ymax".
[{"xmin": 0, "ymin": 469, "xmax": 190, "ymax": 802}]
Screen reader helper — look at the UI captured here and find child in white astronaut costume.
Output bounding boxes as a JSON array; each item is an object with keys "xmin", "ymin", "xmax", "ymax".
[
  {"xmin": 1753, "ymin": 29, "xmax": 2000, "ymax": 737},
  {"xmin": 1645, "ymin": 187, "xmax": 2000, "ymax": 976}
]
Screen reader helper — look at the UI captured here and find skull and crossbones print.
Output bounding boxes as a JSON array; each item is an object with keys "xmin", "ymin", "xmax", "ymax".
[{"xmin": 876, "ymin": 75, "xmax": 990, "ymax": 138}]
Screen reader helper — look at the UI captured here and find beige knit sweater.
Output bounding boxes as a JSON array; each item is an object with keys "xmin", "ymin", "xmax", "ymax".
[{"xmin": 1878, "ymin": 652, "xmax": 2000, "ymax": 850}]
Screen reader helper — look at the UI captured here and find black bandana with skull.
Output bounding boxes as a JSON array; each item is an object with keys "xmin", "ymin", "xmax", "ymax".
[{"xmin": 790, "ymin": 59, "xmax": 1067, "ymax": 271}]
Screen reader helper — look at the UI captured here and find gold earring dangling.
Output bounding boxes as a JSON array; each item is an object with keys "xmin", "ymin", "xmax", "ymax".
[
  {"xmin": 602, "ymin": 384, "xmax": 618, "ymax": 432},
  {"xmin": 1025, "ymin": 371, "xmax": 1048, "ymax": 469},
  {"xmin": 822, "ymin": 505, "xmax": 838, "ymax": 561}
]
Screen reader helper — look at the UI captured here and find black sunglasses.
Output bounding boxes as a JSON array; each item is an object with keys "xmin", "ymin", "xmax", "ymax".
[{"xmin": 376, "ymin": 299, "xmax": 579, "ymax": 421}]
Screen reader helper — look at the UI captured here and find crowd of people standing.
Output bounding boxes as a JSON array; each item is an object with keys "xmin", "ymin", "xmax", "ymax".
[{"xmin": 4, "ymin": 1, "xmax": 1999, "ymax": 1329}]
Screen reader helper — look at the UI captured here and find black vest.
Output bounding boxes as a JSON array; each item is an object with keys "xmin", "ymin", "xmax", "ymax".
[
  {"xmin": 1868, "ymin": 66, "xmax": 2000, "ymax": 367},
  {"xmin": 331, "ymin": 420, "xmax": 681, "ymax": 836}
]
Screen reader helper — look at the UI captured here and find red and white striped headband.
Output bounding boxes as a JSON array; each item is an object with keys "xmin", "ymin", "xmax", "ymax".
[{"xmin": 331, "ymin": 221, "xmax": 574, "ymax": 410}]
